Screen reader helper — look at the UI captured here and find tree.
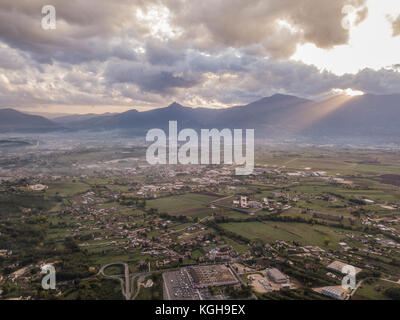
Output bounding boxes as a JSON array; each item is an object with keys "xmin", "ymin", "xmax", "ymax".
[{"xmin": 384, "ymin": 287, "xmax": 400, "ymax": 300}]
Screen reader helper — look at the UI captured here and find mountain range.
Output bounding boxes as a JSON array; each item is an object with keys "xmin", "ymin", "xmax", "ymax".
[
  {"xmin": 0, "ymin": 108, "xmax": 61, "ymax": 133},
  {"xmin": 2, "ymin": 93, "xmax": 400, "ymax": 143}
]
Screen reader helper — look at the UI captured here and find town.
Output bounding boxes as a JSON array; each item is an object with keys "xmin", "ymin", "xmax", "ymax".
[{"xmin": 0, "ymin": 142, "xmax": 400, "ymax": 300}]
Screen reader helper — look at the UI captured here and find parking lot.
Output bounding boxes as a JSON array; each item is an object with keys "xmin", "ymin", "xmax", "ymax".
[{"xmin": 163, "ymin": 270, "xmax": 201, "ymax": 300}]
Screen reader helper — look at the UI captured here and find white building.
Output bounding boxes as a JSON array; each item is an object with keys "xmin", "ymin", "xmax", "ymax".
[
  {"xmin": 29, "ymin": 184, "xmax": 48, "ymax": 191},
  {"xmin": 240, "ymin": 196, "xmax": 249, "ymax": 208},
  {"xmin": 266, "ymin": 268, "xmax": 288, "ymax": 284},
  {"xmin": 321, "ymin": 286, "xmax": 346, "ymax": 299},
  {"xmin": 327, "ymin": 260, "xmax": 362, "ymax": 275}
]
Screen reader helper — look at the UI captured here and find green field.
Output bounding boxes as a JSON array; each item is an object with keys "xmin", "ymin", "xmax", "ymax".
[
  {"xmin": 103, "ymin": 264, "xmax": 124, "ymax": 276},
  {"xmin": 146, "ymin": 193, "xmax": 218, "ymax": 215},
  {"xmin": 353, "ymin": 279, "xmax": 400, "ymax": 300},
  {"xmin": 220, "ymin": 221, "xmax": 349, "ymax": 248},
  {"xmin": 45, "ymin": 181, "xmax": 91, "ymax": 197}
]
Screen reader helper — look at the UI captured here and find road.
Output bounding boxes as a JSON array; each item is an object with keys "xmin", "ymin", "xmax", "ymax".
[
  {"xmin": 99, "ymin": 262, "xmax": 261, "ymax": 300},
  {"xmin": 228, "ymin": 264, "xmax": 258, "ymax": 300},
  {"xmin": 347, "ymin": 278, "xmax": 365, "ymax": 300},
  {"xmin": 98, "ymin": 262, "xmax": 131, "ymax": 300},
  {"xmin": 98, "ymin": 263, "xmax": 156, "ymax": 300},
  {"xmin": 167, "ymin": 215, "xmax": 212, "ymax": 235},
  {"xmin": 131, "ymin": 274, "xmax": 149, "ymax": 300}
]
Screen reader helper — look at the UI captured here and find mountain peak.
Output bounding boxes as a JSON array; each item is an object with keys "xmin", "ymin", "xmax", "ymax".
[
  {"xmin": 0, "ymin": 108, "xmax": 61, "ymax": 132},
  {"xmin": 167, "ymin": 102, "xmax": 184, "ymax": 109},
  {"xmin": 270, "ymin": 93, "xmax": 297, "ymax": 100},
  {"xmin": 0, "ymin": 108, "xmax": 21, "ymax": 114},
  {"xmin": 252, "ymin": 94, "xmax": 299, "ymax": 104}
]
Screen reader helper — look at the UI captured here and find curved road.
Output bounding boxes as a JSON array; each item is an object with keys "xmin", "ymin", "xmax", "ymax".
[
  {"xmin": 99, "ymin": 263, "xmax": 155, "ymax": 300},
  {"xmin": 99, "ymin": 262, "xmax": 131, "ymax": 300}
]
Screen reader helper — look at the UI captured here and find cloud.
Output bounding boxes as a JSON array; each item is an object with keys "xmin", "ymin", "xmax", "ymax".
[
  {"xmin": 2, "ymin": 0, "xmax": 400, "ymax": 114},
  {"xmin": 163, "ymin": 0, "xmax": 368, "ymax": 59},
  {"xmin": 0, "ymin": 44, "xmax": 27, "ymax": 70},
  {"xmin": 2, "ymin": 41, "xmax": 400, "ymax": 112},
  {"xmin": 145, "ymin": 39, "xmax": 185, "ymax": 66},
  {"xmin": 392, "ymin": 14, "xmax": 400, "ymax": 37},
  {"xmin": 0, "ymin": 0, "xmax": 368, "ymax": 63},
  {"xmin": 104, "ymin": 59, "xmax": 203, "ymax": 94},
  {"xmin": 0, "ymin": 0, "xmax": 149, "ymax": 63}
]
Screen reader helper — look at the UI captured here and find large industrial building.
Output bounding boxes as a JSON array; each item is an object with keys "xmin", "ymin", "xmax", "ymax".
[
  {"xmin": 187, "ymin": 265, "xmax": 239, "ymax": 289},
  {"xmin": 266, "ymin": 268, "xmax": 289, "ymax": 284},
  {"xmin": 327, "ymin": 261, "xmax": 362, "ymax": 275},
  {"xmin": 321, "ymin": 286, "xmax": 347, "ymax": 300},
  {"xmin": 163, "ymin": 265, "xmax": 240, "ymax": 300}
]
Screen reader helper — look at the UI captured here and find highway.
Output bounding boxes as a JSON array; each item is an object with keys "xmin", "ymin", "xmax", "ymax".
[
  {"xmin": 98, "ymin": 261, "xmax": 261, "ymax": 300},
  {"xmin": 98, "ymin": 262, "xmax": 131, "ymax": 300},
  {"xmin": 98, "ymin": 262, "xmax": 156, "ymax": 300}
]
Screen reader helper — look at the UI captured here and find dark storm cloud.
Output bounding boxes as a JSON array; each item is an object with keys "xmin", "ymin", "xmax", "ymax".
[
  {"xmin": 186, "ymin": 50, "xmax": 251, "ymax": 74},
  {"xmin": 104, "ymin": 60, "xmax": 203, "ymax": 94},
  {"xmin": 145, "ymin": 40, "xmax": 185, "ymax": 66},
  {"xmin": 0, "ymin": 0, "xmax": 147, "ymax": 64}
]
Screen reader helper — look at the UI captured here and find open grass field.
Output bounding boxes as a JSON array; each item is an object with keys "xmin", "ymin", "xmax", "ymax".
[
  {"xmin": 146, "ymin": 193, "xmax": 218, "ymax": 215},
  {"xmin": 103, "ymin": 264, "xmax": 124, "ymax": 276},
  {"xmin": 222, "ymin": 236, "xmax": 249, "ymax": 254},
  {"xmin": 220, "ymin": 220, "xmax": 351, "ymax": 249},
  {"xmin": 45, "ymin": 181, "xmax": 91, "ymax": 197},
  {"xmin": 256, "ymin": 148, "xmax": 400, "ymax": 175},
  {"xmin": 353, "ymin": 279, "xmax": 400, "ymax": 300}
]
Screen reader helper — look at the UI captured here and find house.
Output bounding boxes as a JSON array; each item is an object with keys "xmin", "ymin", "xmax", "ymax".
[
  {"xmin": 338, "ymin": 242, "xmax": 351, "ymax": 251},
  {"xmin": 145, "ymin": 279, "xmax": 154, "ymax": 288}
]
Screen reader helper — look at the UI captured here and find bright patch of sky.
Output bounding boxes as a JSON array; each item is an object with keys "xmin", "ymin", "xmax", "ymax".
[{"xmin": 292, "ymin": 0, "xmax": 400, "ymax": 75}]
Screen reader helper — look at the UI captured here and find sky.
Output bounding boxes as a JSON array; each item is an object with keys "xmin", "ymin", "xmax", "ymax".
[{"xmin": 1, "ymin": 0, "xmax": 400, "ymax": 115}]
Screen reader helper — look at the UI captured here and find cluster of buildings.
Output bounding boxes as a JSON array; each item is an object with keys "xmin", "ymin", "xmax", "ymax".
[
  {"xmin": 312, "ymin": 260, "xmax": 363, "ymax": 300},
  {"xmin": 245, "ymin": 265, "xmax": 293, "ymax": 293},
  {"xmin": 362, "ymin": 216, "xmax": 400, "ymax": 240},
  {"xmin": 232, "ymin": 196, "xmax": 263, "ymax": 210},
  {"xmin": 208, "ymin": 247, "xmax": 237, "ymax": 261},
  {"xmin": 232, "ymin": 195, "xmax": 292, "ymax": 212}
]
